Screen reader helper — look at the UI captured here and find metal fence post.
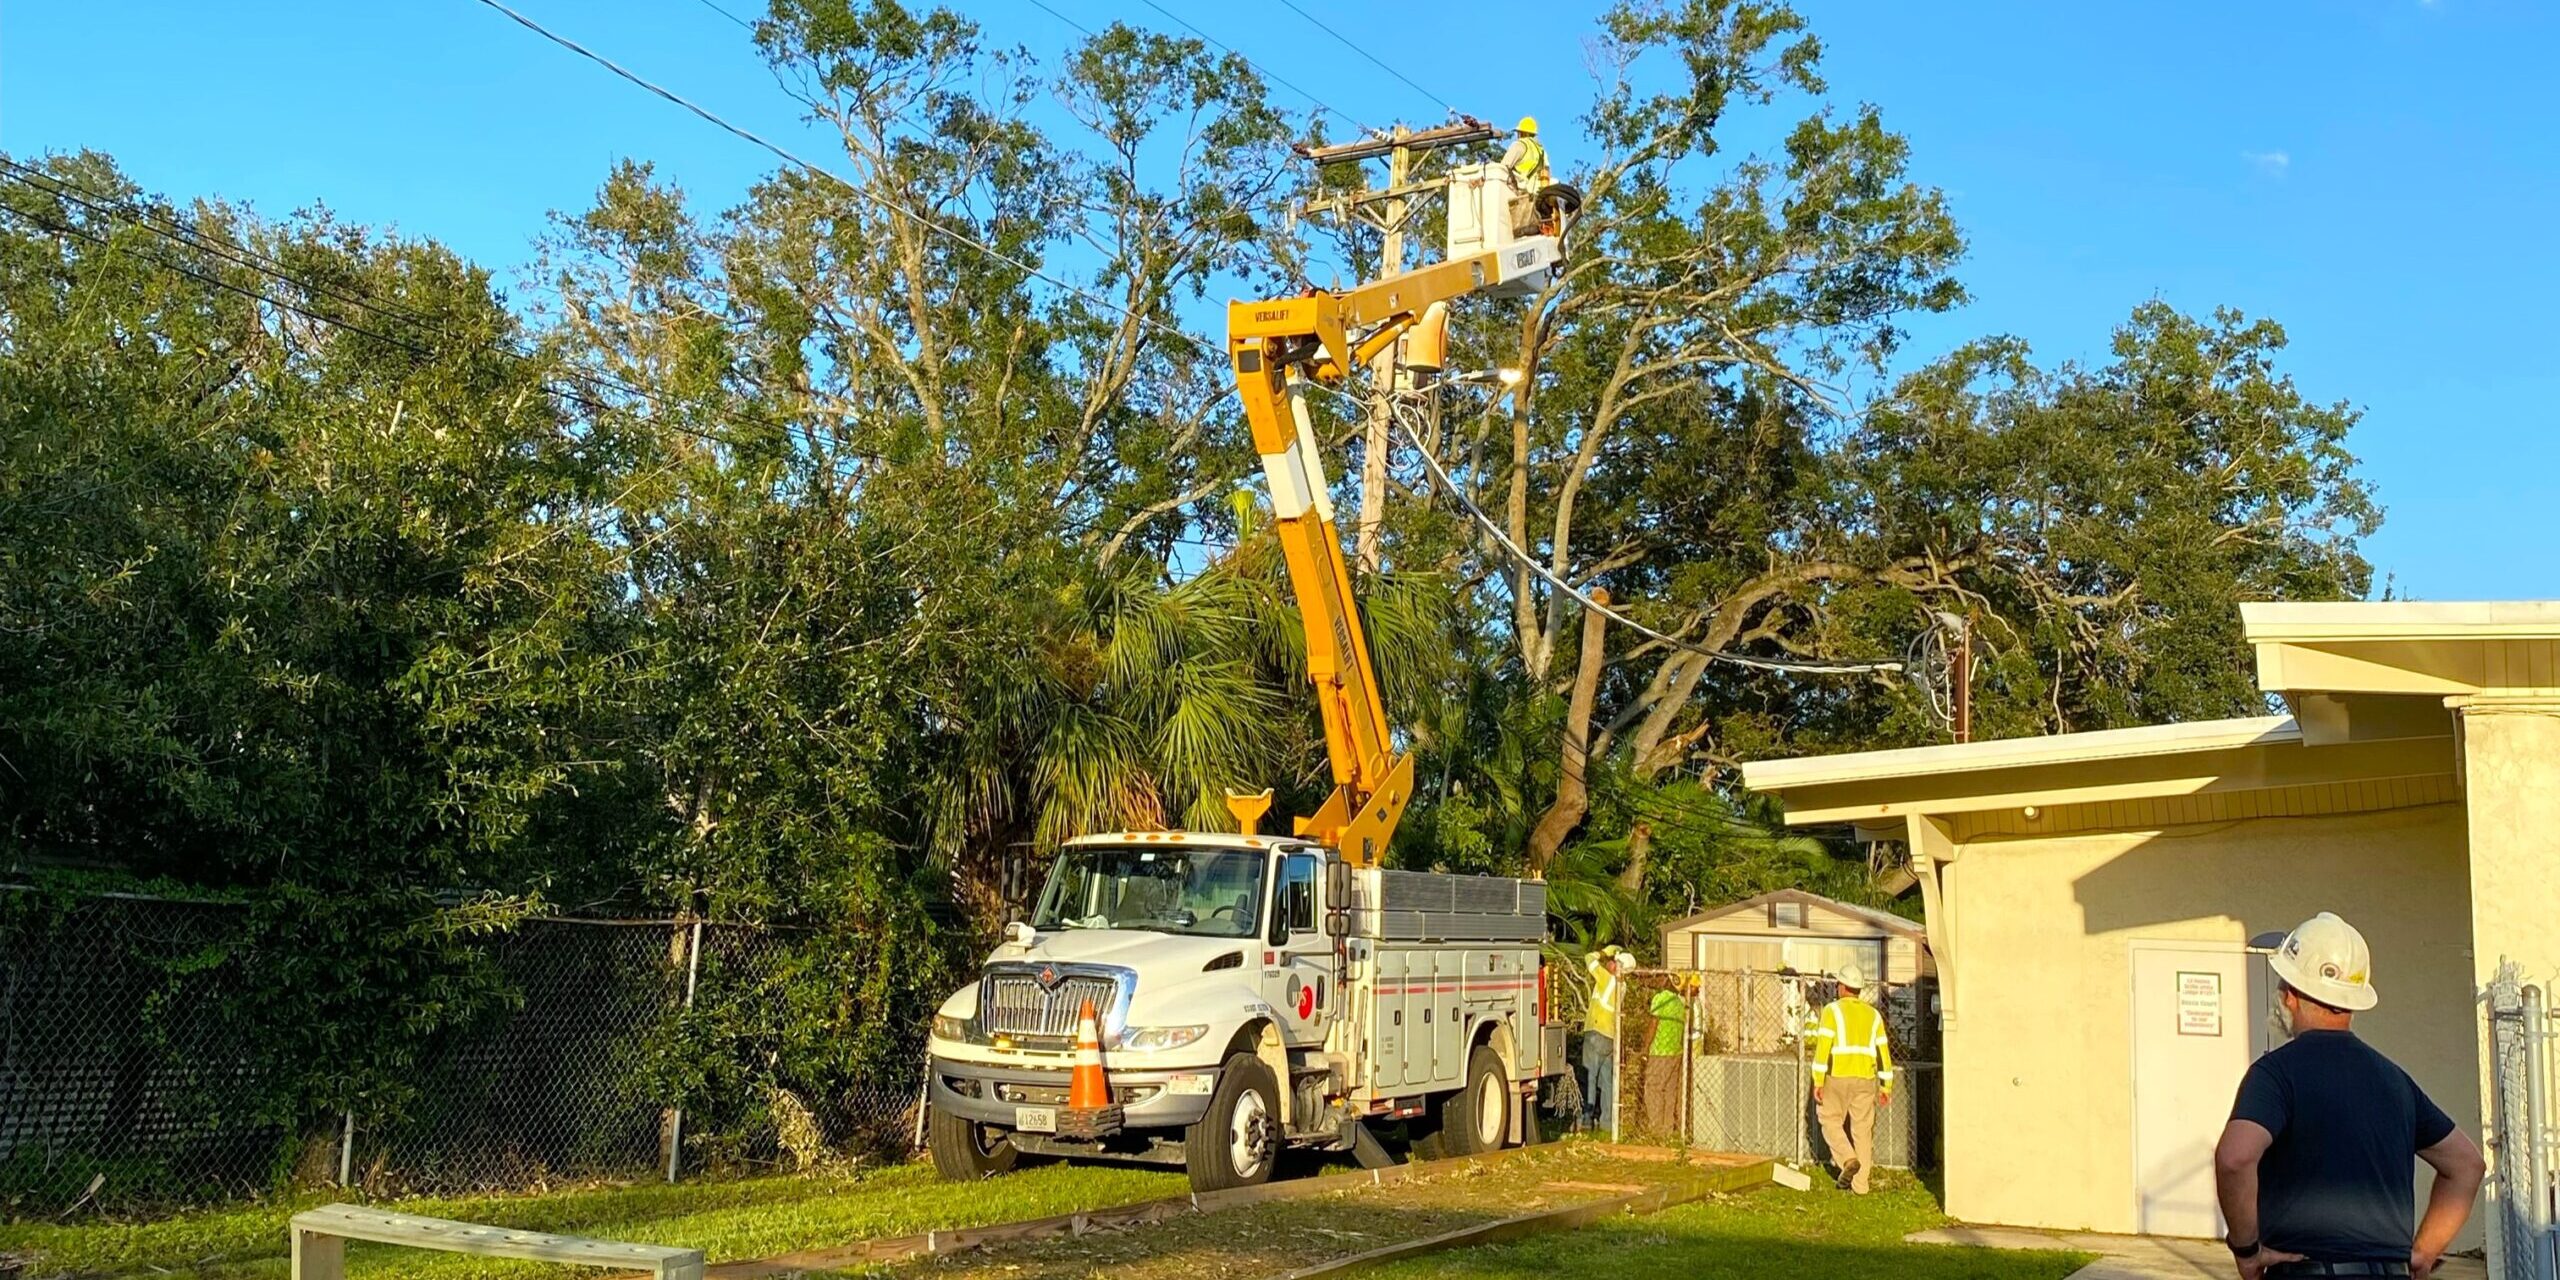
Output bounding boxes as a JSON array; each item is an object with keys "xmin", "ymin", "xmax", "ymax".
[
  {"xmin": 664, "ymin": 919, "xmax": 703, "ymax": 1184},
  {"xmin": 1794, "ymin": 974, "xmax": 1809, "ymax": 1172},
  {"xmin": 1682, "ymin": 980, "xmax": 1699, "ymax": 1144}
]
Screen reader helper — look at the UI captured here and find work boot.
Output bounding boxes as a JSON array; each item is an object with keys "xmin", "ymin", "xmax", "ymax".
[{"xmin": 1838, "ymin": 1158, "xmax": 1862, "ymax": 1191}]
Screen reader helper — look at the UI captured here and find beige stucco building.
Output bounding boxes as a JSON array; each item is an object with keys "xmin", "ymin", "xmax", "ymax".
[{"xmin": 1739, "ymin": 602, "xmax": 2560, "ymax": 1270}]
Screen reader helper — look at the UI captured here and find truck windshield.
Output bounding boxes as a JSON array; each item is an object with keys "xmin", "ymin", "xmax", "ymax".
[{"xmin": 1032, "ymin": 847, "xmax": 1265, "ymax": 938}]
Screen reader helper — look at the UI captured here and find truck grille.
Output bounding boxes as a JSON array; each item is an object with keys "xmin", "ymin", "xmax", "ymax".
[{"xmin": 981, "ymin": 969, "xmax": 1124, "ymax": 1039}]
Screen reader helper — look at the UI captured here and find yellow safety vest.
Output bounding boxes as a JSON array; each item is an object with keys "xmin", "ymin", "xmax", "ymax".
[
  {"xmin": 1512, "ymin": 137, "xmax": 1548, "ymax": 187},
  {"xmin": 1809, "ymin": 997, "xmax": 1894, "ymax": 1087},
  {"xmin": 1585, "ymin": 955, "xmax": 1622, "ymax": 1040}
]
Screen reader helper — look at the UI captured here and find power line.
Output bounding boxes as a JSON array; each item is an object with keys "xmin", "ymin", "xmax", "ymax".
[
  {"xmin": 465, "ymin": 0, "xmax": 1216, "ymax": 363},
  {"xmin": 686, "ymin": 0, "xmax": 755, "ymax": 29},
  {"xmin": 1019, "ymin": 0, "xmax": 1094, "ymax": 37},
  {"xmin": 1269, "ymin": 0, "xmax": 1458, "ymax": 118},
  {"xmin": 1387, "ymin": 398, "xmax": 1901, "ymax": 677},
  {"xmin": 0, "ymin": 197, "xmax": 454, "ymax": 366},
  {"xmin": 5, "ymin": 161, "xmax": 1262, "ymax": 568},
  {"xmin": 1, "ymin": 158, "xmax": 888, "ymax": 468},
  {"xmin": 1124, "ymin": 0, "xmax": 1375, "ymax": 134}
]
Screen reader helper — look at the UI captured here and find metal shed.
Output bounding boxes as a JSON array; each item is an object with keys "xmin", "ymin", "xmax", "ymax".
[{"xmin": 1656, "ymin": 888, "xmax": 1933, "ymax": 984}]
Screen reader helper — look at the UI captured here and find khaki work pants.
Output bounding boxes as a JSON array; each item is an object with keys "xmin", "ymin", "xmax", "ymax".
[
  {"xmin": 1642, "ymin": 1054, "xmax": 1683, "ymax": 1136},
  {"xmin": 1816, "ymin": 1075, "xmax": 1879, "ymax": 1193}
]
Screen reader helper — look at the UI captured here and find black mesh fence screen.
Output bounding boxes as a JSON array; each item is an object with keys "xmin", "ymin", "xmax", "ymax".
[{"xmin": 0, "ymin": 894, "xmax": 925, "ymax": 1217}]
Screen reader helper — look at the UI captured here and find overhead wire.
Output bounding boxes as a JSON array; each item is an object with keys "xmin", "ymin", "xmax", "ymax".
[
  {"xmin": 5, "ymin": 161, "xmax": 1261, "ymax": 575},
  {"xmin": 1123, "ymin": 0, "xmax": 1376, "ymax": 134},
  {"xmin": 466, "ymin": 0, "xmax": 1218, "ymax": 363},
  {"xmin": 1018, "ymin": 0, "xmax": 1096, "ymax": 37},
  {"xmin": 1268, "ymin": 0, "xmax": 1460, "ymax": 119},
  {"xmin": 1381, "ymin": 392, "xmax": 1902, "ymax": 676},
  {"xmin": 686, "ymin": 0, "xmax": 756, "ymax": 29},
  {"xmin": 0, "ymin": 157, "xmax": 894, "ymax": 470}
]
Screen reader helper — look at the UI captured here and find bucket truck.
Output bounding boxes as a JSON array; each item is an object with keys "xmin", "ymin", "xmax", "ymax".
[{"xmin": 925, "ymin": 158, "xmax": 1575, "ymax": 1192}]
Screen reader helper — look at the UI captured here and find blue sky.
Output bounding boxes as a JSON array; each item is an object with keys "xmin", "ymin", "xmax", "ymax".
[{"xmin": 4, "ymin": 0, "xmax": 2553, "ymax": 599}]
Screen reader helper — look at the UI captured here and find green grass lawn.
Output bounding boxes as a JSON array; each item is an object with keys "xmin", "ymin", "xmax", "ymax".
[
  {"xmin": 1364, "ymin": 1173, "xmax": 2095, "ymax": 1280},
  {"xmin": 1, "ymin": 1161, "xmax": 2092, "ymax": 1280},
  {"xmin": 0, "ymin": 1160, "xmax": 1182, "ymax": 1279}
]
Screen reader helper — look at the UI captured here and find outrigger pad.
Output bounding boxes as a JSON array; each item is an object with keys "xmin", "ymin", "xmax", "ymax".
[
  {"xmin": 1341, "ymin": 1119, "xmax": 1398, "ymax": 1170},
  {"xmin": 1055, "ymin": 1105, "xmax": 1125, "ymax": 1139}
]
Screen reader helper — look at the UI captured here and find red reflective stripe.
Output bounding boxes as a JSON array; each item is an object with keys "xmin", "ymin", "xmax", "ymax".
[{"xmin": 1374, "ymin": 978, "xmax": 1539, "ymax": 993}]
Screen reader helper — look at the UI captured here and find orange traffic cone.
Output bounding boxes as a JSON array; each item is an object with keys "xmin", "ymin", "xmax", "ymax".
[{"xmin": 1068, "ymin": 999, "xmax": 1112, "ymax": 1110}]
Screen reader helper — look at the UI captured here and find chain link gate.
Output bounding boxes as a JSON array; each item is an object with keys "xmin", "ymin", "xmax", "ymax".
[
  {"xmin": 2487, "ymin": 960, "xmax": 2560, "ymax": 1280},
  {"xmin": 1602, "ymin": 968, "xmax": 1938, "ymax": 1169}
]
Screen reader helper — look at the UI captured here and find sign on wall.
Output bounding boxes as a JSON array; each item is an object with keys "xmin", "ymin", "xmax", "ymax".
[{"xmin": 2177, "ymin": 971, "xmax": 2224, "ymax": 1037}]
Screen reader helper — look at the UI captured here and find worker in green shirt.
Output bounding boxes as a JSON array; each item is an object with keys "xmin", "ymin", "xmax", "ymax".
[{"xmin": 1642, "ymin": 971, "xmax": 1696, "ymax": 1134}]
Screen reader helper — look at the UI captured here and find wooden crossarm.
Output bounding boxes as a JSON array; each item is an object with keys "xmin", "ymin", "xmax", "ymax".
[{"xmin": 289, "ymin": 1204, "xmax": 704, "ymax": 1280}]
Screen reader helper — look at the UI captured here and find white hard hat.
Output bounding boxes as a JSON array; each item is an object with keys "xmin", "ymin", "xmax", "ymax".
[
  {"xmin": 2267, "ymin": 912, "xmax": 2378, "ymax": 1011},
  {"xmin": 1834, "ymin": 962, "xmax": 1867, "ymax": 991}
]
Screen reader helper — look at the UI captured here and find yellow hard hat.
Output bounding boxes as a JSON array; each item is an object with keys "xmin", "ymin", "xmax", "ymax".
[{"xmin": 1517, "ymin": 116, "xmax": 1539, "ymax": 136}]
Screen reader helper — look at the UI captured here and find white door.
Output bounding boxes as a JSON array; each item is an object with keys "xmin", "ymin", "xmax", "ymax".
[
  {"xmin": 2131, "ymin": 942, "xmax": 2259, "ymax": 1238},
  {"xmin": 1260, "ymin": 852, "xmax": 1333, "ymax": 1050}
]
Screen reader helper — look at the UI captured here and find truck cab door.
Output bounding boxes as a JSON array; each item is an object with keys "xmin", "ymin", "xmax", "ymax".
[{"xmin": 1262, "ymin": 851, "xmax": 1334, "ymax": 1048}]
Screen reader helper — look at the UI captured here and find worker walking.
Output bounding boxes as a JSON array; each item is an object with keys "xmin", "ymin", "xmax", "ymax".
[
  {"xmin": 1809, "ymin": 962, "xmax": 1893, "ymax": 1194},
  {"xmin": 2213, "ymin": 913, "xmax": 2483, "ymax": 1280},
  {"xmin": 1642, "ymin": 972, "xmax": 1695, "ymax": 1136},
  {"xmin": 1580, "ymin": 946, "xmax": 1632, "ymax": 1130}
]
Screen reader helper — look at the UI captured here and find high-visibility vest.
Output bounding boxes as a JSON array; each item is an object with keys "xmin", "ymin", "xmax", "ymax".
[
  {"xmin": 1809, "ymin": 996, "xmax": 1895, "ymax": 1088},
  {"xmin": 1512, "ymin": 138, "xmax": 1549, "ymax": 187},
  {"xmin": 1585, "ymin": 954, "xmax": 1622, "ymax": 1040}
]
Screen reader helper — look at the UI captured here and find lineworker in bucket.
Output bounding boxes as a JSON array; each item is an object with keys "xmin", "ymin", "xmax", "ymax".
[
  {"xmin": 1502, "ymin": 116, "xmax": 1552, "ymax": 189},
  {"xmin": 1501, "ymin": 117, "xmax": 1563, "ymax": 238}
]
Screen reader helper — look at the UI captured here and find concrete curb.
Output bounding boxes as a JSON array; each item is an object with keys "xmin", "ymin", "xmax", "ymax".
[
  {"xmin": 1265, "ymin": 1157, "xmax": 1776, "ymax": 1279},
  {"xmin": 688, "ymin": 1141, "xmax": 1577, "ymax": 1278},
  {"xmin": 664, "ymin": 1140, "xmax": 1760, "ymax": 1278}
]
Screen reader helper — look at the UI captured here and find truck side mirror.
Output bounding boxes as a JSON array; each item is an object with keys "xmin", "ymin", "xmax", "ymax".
[{"xmin": 1325, "ymin": 861, "xmax": 1351, "ymax": 938}]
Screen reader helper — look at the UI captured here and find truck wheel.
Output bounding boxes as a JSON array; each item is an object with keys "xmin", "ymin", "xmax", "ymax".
[
  {"xmin": 928, "ymin": 1106, "xmax": 1020, "ymax": 1180},
  {"xmin": 1442, "ymin": 1044, "xmax": 1511, "ymax": 1156},
  {"xmin": 1185, "ymin": 1052, "xmax": 1280, "ymax": 1192}
]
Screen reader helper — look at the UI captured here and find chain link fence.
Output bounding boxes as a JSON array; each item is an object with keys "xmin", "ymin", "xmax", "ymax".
[
  {"xmin": 2486, "ymin": 959, "xmax": 2560, "ymax": 1280},
  {"xmin": 0, "ymin": 891, "xmax": 925, "ymax": 1217},
  {"xmin": 1606, "ymin": 968, "xmax": 1939, "ymax": 1169}
]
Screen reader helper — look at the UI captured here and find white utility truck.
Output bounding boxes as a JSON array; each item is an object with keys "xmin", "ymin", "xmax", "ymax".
[
  {"xmin": 926, "ymin": 142, "xmax": 1580, "ymax": 1191},
  {"xmin": 926, "ymin": 833, "xmax": 1559, "ymax": 1188}
]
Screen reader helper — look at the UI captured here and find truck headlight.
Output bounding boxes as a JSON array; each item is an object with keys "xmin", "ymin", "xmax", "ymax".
[
  {"xmin": 1118, "ymin": 1025, "xmax": 1208, "ymax": 1053},
  {"xmin": 932, "ymin": 1013, "xmax": 976, "ymax": 1043}
]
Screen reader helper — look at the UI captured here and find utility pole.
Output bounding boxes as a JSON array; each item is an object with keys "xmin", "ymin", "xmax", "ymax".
[
  {"xmin": 1357, "ymin": 128, "xmax": 1410, "ymax": 575},
  {"xmin": 1297, "ymin": 117, "xmax": 1499, "ymax": 574},
  {"xmin": 1949, "ymin": 614, "xmax": 1973, "ymax": 744}
]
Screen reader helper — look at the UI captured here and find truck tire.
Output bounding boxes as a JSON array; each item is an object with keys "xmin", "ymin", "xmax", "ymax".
[
  {"xmin": 1185, "ymin": 1052, "xmax": 1280, "ymax": 1192},
  {"xmin": 928, "ymin": 1106, "xmax": 1020, "ymax": 1180},
  {"xmin": 1441, "ymin": 1044, "xmax": 1511, "ymax": 1156}
]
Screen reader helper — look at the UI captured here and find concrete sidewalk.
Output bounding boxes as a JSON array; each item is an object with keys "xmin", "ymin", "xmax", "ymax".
[{"xmin": 1905, "ymin": 1225, "xmax": 2488, "ymax": 1280}]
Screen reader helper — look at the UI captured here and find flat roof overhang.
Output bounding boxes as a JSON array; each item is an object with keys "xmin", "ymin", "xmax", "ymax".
[
  {"xmin": 1739, "ymin": 716, "xmax": 2454, "ymax": 827},
  {"xmin": 2246, "ymin": 601, "xmax": 2560, "ymax": 701}
]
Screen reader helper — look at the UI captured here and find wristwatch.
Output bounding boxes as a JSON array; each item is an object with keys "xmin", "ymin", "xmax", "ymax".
[{"xmin": 2227, "ymin": 1238, "xmax": 2261, "ymax": 1259}]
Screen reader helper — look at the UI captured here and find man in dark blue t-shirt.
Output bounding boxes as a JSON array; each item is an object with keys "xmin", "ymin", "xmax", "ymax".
[{"xmin": 2215, "ymin": 913, "xmax": 2483, "ymax": 1280}]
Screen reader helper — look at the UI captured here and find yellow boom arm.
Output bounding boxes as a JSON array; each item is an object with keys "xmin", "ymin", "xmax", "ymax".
[{"xmin": 1227, "ymin": 237, "xmax": 1559, "ymax": 865}]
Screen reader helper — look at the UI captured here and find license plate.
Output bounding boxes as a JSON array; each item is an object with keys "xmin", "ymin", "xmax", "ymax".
[
  {"xmin": 1015, "ymin": 1106, "xmax": 1057, "ymax": 1133},
  {"xmin": 1166, "ymin": 1074, "xmax": 1215, "ymax": 1096}
]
